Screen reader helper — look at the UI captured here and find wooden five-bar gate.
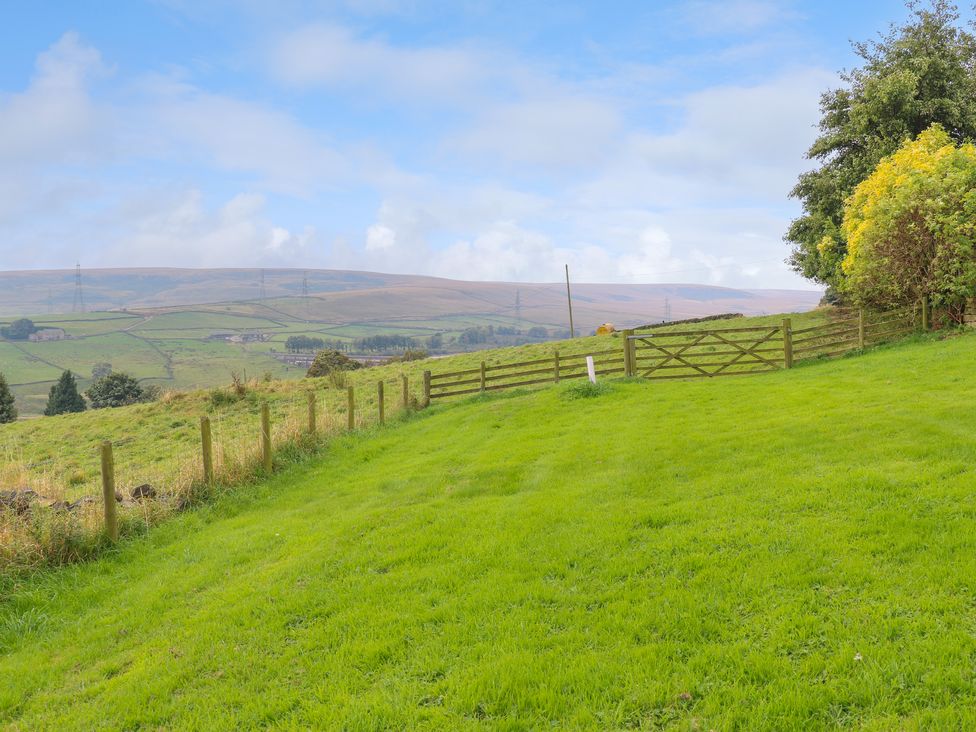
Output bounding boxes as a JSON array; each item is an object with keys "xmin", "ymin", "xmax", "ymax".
[{"xmin": 423, "ymin": 305, "xmax": 922, "ymax": 402}]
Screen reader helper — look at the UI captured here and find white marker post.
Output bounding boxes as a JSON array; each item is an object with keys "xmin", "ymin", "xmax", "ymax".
[{"xmin": 586, "ymin": 355, "xmax": 597, "ymax": 384}]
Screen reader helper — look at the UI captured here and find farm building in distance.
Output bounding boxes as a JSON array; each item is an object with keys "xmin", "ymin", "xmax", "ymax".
[
  {"xmin": 205, "ymin": 331, "xmax": 268, "ymax": 344},
  {"xmin": 28, "ymin": 328, "xmax": 66, "ymax": 342}
]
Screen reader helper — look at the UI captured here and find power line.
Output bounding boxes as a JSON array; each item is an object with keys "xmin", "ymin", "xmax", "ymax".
[
  {"xmin": 564, "ymin": 264, "xmax": 575, "ymax": 339},
  {"xmin": 72, "ymin": 263, "xmax": 85, "ymax": 313}
]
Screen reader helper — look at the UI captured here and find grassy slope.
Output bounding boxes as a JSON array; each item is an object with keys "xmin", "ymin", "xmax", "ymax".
[
  {"xmin": 1, "ymin": 312, "xmax": 840, "ymax": 502},
  {"xmin": 2, "ymin": 332, "xmax": 975, "ymax": 728}
]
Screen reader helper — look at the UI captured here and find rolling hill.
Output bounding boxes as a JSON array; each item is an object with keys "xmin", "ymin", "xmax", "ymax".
[{"xmin": 0, "ymin": 267, "xmax": 820, "ymax": 325}]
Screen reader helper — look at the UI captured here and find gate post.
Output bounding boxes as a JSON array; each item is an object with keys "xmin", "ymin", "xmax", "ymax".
[
  {"xmin": 782, "ymin": 318, "xmax": 793, "ymax": 369},
  {"xmin": 622, "ymin": 329, "xmax": 635, "ymax": 377}
]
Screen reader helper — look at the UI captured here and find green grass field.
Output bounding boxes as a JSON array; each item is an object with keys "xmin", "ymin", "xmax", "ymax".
[{"xmin": 1, "ymin": 327, "xmax": 974, "ymax": 728}]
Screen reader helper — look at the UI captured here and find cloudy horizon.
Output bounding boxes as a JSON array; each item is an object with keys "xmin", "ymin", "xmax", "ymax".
[{"xmin": 0, "ymin": 1, "xmax": 946, "ymax": 290}]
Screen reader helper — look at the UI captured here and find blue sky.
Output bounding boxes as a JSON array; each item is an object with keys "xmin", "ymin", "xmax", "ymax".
[{"xmin": 0, "ymin": 1, "xmax": 955, "ymax": 288}]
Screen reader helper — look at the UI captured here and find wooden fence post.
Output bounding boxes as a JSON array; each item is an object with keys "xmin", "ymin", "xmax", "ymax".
[
  {"xmin": 200, "ymin": 416, "xmax": 214, "ymax": 486},
  {"xmin": 378, "ymin": 380, "xmax": 385, "ymax": 424},
  {"xmin": 857, "ymin": 309, "xmax": 865, "ymax": 349},
  {"xmin": 554, "ymin": 351, "xmax": 560, "ymax": 383},
  {"xmin": 347, "ymin": 386, "xmax": 355, "ymax": 430},
  {"xmin": 307, "ymin": 391, "xmax": 317, "ymax": 434},
  {"xmin": 401, "ymin": 374, "xmax": 409, "ymax": 410},
  {"xmin": 423, "ymin": 370, "xmax": 431, "ymax": 407},
  {"xmin": 260, "ymin": 402, "xmax": 272, "ymax": 473},
  {"xmin": 480, "ymin": 361, "xmax": 486, "ymax": 392},
  {"xmin": 622, "ymin": 329, "xmax": 635, "ymax": 377},
  {"xmin": 100, "ymin": 441, "xmax": 118, "ymax": 543},
  {"xmin": 922, "ymin": 297, "xmax": 931, "ymax": 330},
  {"xmin": 782, "ymin": 318, "xmax": 793, "ymax": 369}
]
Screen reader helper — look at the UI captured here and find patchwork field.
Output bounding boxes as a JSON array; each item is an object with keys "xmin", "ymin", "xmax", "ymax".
[{"xmin": 0, "ymin": 326, "xmax": 973, "ymax": 728}]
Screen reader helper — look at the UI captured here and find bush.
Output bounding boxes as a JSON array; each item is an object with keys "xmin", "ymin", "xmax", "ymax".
[
  {"xmin": 386, "ymin": 349, "xmax": 428, "ymax": 363},
  {"xmin": 306, "ymin": 350, "xmax": 363, "ymax": 378},
  {"xmin": 839, "ymin": 124, "xmax": 976, "ymax": 319},
  {"xmin": 209, "ymin": 388, "xmax": 239, "ymax": 407},
  {"xmin": 86, "ymin": 372, "xmax": 145, "ymax": 409}
]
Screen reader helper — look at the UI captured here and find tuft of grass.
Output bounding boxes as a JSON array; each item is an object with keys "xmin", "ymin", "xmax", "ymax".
[{"xmin": 562, "ymin": 380, "xmax": 613, "ymax": 399}]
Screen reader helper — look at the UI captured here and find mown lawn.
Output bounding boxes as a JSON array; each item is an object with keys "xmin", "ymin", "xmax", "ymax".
[{"xmin": 3, "ymin": 331, "xmax": 974, "ymax": 728}]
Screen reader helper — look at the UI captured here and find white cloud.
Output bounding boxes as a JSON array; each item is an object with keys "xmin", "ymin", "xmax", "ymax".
[
  {"xmin": 270, "ymin": 23, "xmax": 486, "ymax": 101},
  {"xmin": 575, "ymin": 68, "xmax": 831, "ymax": 210},
  {"xmin": 448, "ymin": 95, "xmax": 621, "ymax": 170},
  {"xmin": 0, "ymin": 32, "xmax": 109, "ymax": 168},
  {"xmin": 365, "ymin": 223, "xmax": 396, "ymax": 250},
  {"xmin": 677, "ymin": 1, "xmax": 800, "ymax": 36},
  {"xmin": 135, "ymin": 76, "xmax": 347, "ymax": 194},
  {"xmin": 99, "ymin": 190, "xmax": 319, "ymax": 268}
]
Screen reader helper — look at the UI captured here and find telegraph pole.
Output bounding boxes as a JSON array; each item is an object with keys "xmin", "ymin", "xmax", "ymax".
[{"xmin": 564, "ymin": 264, "xmax": 575, "ymax": 339}]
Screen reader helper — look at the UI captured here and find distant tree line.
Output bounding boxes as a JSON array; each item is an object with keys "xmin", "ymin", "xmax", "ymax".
[
  {"xmin": 285, "ymin": 335, "xmax": 326, "ymax": 352},
  {"xmin": 355, "ymin": 334, "xmax": 416, "ymax": 353}
]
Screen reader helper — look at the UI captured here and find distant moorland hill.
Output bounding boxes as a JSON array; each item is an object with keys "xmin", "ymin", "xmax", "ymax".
[{"xmin": 0, "ymin": 267, "xmax": 820, "ymax": 327}]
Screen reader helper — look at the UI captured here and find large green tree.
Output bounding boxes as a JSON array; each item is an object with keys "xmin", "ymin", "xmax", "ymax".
[
  {"xmin": 86, "ymin": 372, "xmax": 145, "ymax": 409},
  {"xmin": 0, "ymin": 318, "xmax": 37, "ymax": 340},
  {"xmin": 0, "ymin": 373, "xmax": 16, "ymax": 424},
  {"xmin": 788, "ymin": 0, "xmax": 976, "ymax": 292},
  {"xmin": 44, "ymin": 371, "xmax": 86, "ymax": 416}
]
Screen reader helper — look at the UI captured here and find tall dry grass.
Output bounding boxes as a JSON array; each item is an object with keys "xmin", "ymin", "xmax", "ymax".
[{"xmin": 0, "ymin": 384, "xmax": 414, "ymax": 578}]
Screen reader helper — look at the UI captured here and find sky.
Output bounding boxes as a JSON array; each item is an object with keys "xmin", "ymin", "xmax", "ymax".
[{"xmin": 0, "ymin": 0, "xmax": 953, "ymax": 288}]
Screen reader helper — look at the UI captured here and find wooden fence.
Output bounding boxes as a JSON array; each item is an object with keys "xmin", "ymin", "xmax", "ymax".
[
  {"xmin": 12, "ymin": 377, "xmax": 421, "ymax": 548},
  {"xmin": 11, "ymin": 303, "xmax": 924, "ymax": 546},
  {"xmin": 423, "ymin": 304, "xmax": 924, "ymax": 400},
  {"xmin": 425, "ymin": 349, "xmax": 626, "ymax": 400}
]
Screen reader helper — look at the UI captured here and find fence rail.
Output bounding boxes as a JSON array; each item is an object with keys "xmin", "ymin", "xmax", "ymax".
[{"xmin": 423, "ymin": 303, "xmax": 926, "ymax": 402}]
